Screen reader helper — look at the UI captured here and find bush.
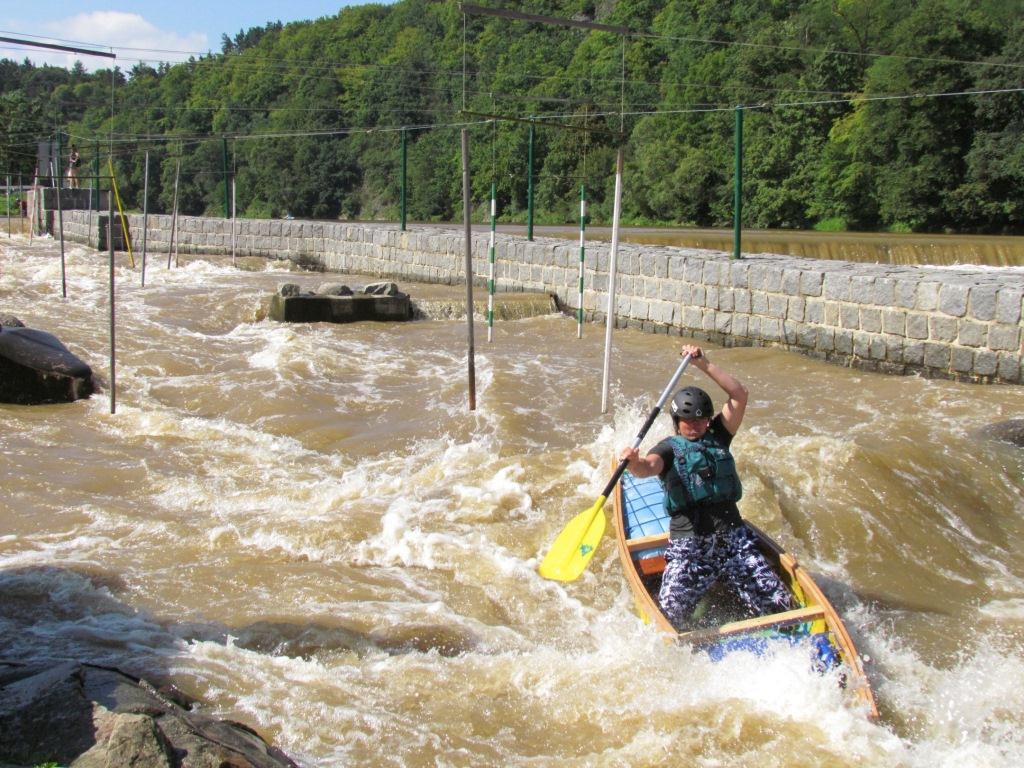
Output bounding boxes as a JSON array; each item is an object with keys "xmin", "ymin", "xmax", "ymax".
[{"xmin": 813, "ymin": 217, "xmax": 847, "ymax": 232}]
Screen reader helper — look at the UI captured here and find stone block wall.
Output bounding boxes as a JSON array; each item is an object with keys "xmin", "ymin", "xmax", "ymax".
[{"xmin": 59, "ymin": 211, "xmax": 1024, "ymax": 383}]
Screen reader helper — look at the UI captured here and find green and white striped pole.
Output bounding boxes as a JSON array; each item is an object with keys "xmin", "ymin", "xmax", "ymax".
[
  {"xmin": 577, "ymin": 183, "xmax": 586, "ymax": 339},
  {"xmin": 487, "ymin": 181, "xmax": 496, "ymax": 343}
]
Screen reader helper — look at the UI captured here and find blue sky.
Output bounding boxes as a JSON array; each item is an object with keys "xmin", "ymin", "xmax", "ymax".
[{"xmin": 0, "ymin": 1, "xmax": 379, "ymax": 70}]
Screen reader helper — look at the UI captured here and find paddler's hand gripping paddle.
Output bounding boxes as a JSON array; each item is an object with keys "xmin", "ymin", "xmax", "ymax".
[{"xmin": 538, "ymin": 354, "xmax": 693, "ymax": 581}]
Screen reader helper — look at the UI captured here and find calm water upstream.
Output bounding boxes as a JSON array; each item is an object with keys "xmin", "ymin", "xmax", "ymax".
[{"xmin": 2, "ymin": 235, "xmax": 1023, "ymax": 766}]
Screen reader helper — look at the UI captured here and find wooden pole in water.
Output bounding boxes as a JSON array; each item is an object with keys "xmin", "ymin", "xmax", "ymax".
[
  {"xmin": 600, "ymin": 146, "xmax": 624, "ymax": 414},
  {"xmin": 108, "ymin": 188, "xmax": 116, "ymax": 415},
  {"xmin": 461, "ymin": 128, "xmax": 477, "ymax": 411}
]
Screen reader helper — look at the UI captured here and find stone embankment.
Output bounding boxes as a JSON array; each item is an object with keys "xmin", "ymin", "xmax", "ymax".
[{"xmin": 58, "ymin": 210, "xmax": 1024, "ymax": 384}]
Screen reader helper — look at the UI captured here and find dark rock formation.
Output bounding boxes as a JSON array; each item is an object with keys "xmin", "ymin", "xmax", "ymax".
[
  {"xmin": 0, "ymin": 318, "xmax": 95, "ymax": 405},
  {"xmin": 0, "ymin": 661, "xmax": 297, "ymax": 767},
  {"xmin": 977, "ymin": 419, "xmax": 1024, "ymax": 448},
  {"xmin": 270, "ymin": 282, "xmax": 412, "ymax": 323}
]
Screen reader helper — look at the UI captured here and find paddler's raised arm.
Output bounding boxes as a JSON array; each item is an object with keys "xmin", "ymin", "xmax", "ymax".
[
  {"xmin": 686, "ymin": 345, "xmax": 748, "ymax": 435},
  {"xmin": 619, "ymin": 446, "xmax": 664, "ymax": 478}
]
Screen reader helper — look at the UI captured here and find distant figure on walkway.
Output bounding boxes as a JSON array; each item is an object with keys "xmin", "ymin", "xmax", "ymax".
[{"xmin": 67, "ymin": 145, "xmax": 80, "ymax": 189}]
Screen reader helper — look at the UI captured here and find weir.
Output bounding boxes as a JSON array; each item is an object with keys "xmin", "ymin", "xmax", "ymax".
[{"xmin": 54, "ymin": 210, "xmax": 1024, "ymax": 384}]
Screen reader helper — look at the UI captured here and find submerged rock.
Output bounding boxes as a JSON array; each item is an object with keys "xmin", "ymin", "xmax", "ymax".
[
  {"xmin": 0, "ymin": 661, "xmax": 297, "ymax": 767},
  {"xmin": 977, "ymin": 419, "xmax": 1024, "ymax": 448},
  {"xmin": 0, "ymin": 319, "xmax": 95, "ymax": 405}
]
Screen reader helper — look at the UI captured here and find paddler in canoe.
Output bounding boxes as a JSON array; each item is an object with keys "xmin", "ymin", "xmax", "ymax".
[{"xmin": 618, "ymin": 344, "xmax": 793, "ymax": 630}]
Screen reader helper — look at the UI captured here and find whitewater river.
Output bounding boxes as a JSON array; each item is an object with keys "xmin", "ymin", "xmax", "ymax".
[{"xmin": 2, "ymin": 236, "xmax": 1023, "ymax": 766}]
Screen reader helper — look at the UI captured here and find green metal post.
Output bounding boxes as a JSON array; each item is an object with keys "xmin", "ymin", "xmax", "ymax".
[
  {"xmin": 399, "ymin": 128, "xmax": 407, "ymax": 231},
  {"xmin": 733, "ymin": 106, "xmax": 743, "ymax": 260},
  {"xmin": 527, "ymin": 119, "xmax": 535, "ymax": 241},
  {"xmin": 222, "ymin": 137, "xmax": 230, "ymax": 219}
]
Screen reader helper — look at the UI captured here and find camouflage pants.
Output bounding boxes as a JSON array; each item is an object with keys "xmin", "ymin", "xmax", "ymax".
[{"xmin": 658, "ymin": 524, "xmax": 794, "ymax": 630}]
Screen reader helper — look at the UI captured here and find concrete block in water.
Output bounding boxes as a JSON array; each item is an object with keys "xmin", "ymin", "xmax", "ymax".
[{"xmin": 269, "ymin": 284, "xmax": 412, "ymax": 323}]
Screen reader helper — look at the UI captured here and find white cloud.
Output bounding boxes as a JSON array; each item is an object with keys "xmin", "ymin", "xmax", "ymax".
[{"xmin": 4, "ymin": 11, "xmax": 209, "ymax": 71}]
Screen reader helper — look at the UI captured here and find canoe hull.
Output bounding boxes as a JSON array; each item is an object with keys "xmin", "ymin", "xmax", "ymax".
[{"xmin": 613, "ymin": 468, "xmax": 879, "ymax": 719}]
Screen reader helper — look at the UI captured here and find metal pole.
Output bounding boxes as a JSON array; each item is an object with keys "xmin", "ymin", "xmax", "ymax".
[
  {"xmin": 6, "ymin": 174, "xmax": 10, "ymax": 237},
  {"xmin": 461, "ymin": 129, "xmax": 476, "ymax": 411},
  {"xmin": 231, "ymin": 175, "xmax": 237, "ymax": 266},
  {"xmin": 400, "ymin": 128, "xmax": 407, "ymax": 231},
  {"xmin": 108, "ymin": 189, "xmax": 116, "ymax": 415},
  {"xmin": 600, "ymin": 146, "xmax": 624, "ymax": 414},
  {"xmin": 487, "ymin": 181, "xmax": 496, "ymax": 343},
  {"xmin": 733, "ymin": 106, "xmax": 743, "ymax": 260},
  {"xmin": 222, "ymin": 137, "xmax": 229, "ymax": 219},
  {"xmin": 526, "ymin": 119, "xmax": 535, "ymax": 241},
  {"xmin": 56, "ymin": 172, "xmax": 66, "ymax": 298},
  {"xmin": 141, "ymin": 150, "xmax": 149, "ymax": 287},
  {"xmin": 167, "ymin": 158, "xmax": 180, "ymax": 269},
  {"xmin": 577, "ymin": 183, "xmax": 586, "ymax": 339}
]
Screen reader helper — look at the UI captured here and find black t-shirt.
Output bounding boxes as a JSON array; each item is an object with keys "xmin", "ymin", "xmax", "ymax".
[{"xmin": 650, "ymin": 413, "xmax": 744, "ymax": 539}]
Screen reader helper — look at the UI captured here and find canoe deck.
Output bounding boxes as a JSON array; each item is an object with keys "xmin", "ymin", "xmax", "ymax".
[{"xmin": 614, "ymin": 469, "xmax": 879, "ymax": 720}]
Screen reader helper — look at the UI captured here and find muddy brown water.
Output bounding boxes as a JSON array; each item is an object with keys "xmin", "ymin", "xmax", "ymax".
[{"xmin": 2, "ymin": 235, "xmax": 1023, "ymax": 765}]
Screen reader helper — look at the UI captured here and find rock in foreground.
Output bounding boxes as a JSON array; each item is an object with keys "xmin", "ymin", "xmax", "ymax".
[
  {"xmin": 0, "ymin": 661, "xmax": 296, "ymax": 768},
  {"xmin": 0, "ymin": 316, "xmax": 94, "ymax": 405}
]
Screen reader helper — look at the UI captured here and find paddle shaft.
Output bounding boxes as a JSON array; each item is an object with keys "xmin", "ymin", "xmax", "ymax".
[{"xmin": 599, "ymin": 353, "xmax": 693, "ymax": 500}]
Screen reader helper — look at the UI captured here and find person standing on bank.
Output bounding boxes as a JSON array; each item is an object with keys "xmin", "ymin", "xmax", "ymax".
[
  {"xmin": 67, "ymin": 145, "xmax": 80, "ymax": 189},
  {"xmin": 619, "ymin": 344, "xmax": 793, "ymax": 630}
]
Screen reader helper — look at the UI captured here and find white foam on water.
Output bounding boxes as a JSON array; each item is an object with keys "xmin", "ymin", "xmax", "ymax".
[{"xmin": 979, "ymin": 598, "xmax": 1024, "ymax": 621}]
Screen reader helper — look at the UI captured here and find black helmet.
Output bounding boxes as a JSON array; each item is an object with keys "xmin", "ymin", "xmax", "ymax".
[{"xmin": 670, "ymin": 387, "xmax": 713, "ymax": 420}]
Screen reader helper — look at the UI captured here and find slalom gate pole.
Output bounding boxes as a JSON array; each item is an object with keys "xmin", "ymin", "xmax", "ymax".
[
  {"xmin": 108, "ymin": 189, "xmax": 116, "ymax": 415},
  {"xmin": 577, "ymin": 183, "xmax": 586, "ymax": 339},
  {"xmin": 167, "ymin": 159, "xmax": 180, "ymax": 269},
  {"xmin": 107, "ymin": 158, "xmax": 134, "ymax": 268},
  {"xmin": 141, "ymin": 151, "xmax": 149, "ymax": 287},
  {"xmin": 487, "ymin": 182, "xmax": 496, "ymax": 343}
]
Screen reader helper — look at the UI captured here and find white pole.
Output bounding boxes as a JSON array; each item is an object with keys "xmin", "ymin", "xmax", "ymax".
[
  {"xmin": 167, "ymin": 158, "xmax": 180, "ymax": 269},
  {"xmin": 600, "ymin": 146, "xmax": 624, "ymax": 414},
  {"xmin": 487, "ymin": 183, "xmax": 495, "ymax": 343},
  {"xmin": 577, "ymin": 183, "xmax": 586, "ymax": 339}
]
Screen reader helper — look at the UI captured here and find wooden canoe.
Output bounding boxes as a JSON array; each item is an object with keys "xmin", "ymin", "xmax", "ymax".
[{"xmin": 613, "ymin": 467, "xmax": 879, "ymax": 720}]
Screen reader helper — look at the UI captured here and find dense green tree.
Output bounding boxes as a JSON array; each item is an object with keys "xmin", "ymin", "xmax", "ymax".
[{"xmin": 0, "ymin": 0, "xmax": 1020, "ymax": 233}]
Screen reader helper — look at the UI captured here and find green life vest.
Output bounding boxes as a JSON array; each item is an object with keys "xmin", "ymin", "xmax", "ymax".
[{"xmin": 664, "ymin": 434, "xmax": 743, "ymax": 515}]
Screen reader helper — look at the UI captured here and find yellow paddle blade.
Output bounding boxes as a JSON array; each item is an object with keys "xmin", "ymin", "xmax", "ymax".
[{"xmin": 538, "ymin": 496, "xmax": 608, "ymax": 582}]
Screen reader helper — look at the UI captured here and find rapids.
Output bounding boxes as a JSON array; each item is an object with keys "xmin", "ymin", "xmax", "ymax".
[{"xmin": 1, "ymin": 235, "xmax": 1023, "ymax": 766}]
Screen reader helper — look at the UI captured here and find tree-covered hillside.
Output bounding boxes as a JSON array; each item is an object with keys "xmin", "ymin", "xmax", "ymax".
[{"xmin": 1, "ymin": 0, "xmax": 1022, "ymax": 233}]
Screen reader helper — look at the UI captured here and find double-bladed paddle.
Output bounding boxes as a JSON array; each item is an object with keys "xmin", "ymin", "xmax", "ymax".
[{"xmin": 538, "ymin": 353, "xmax": 693, "ymax": 582}]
